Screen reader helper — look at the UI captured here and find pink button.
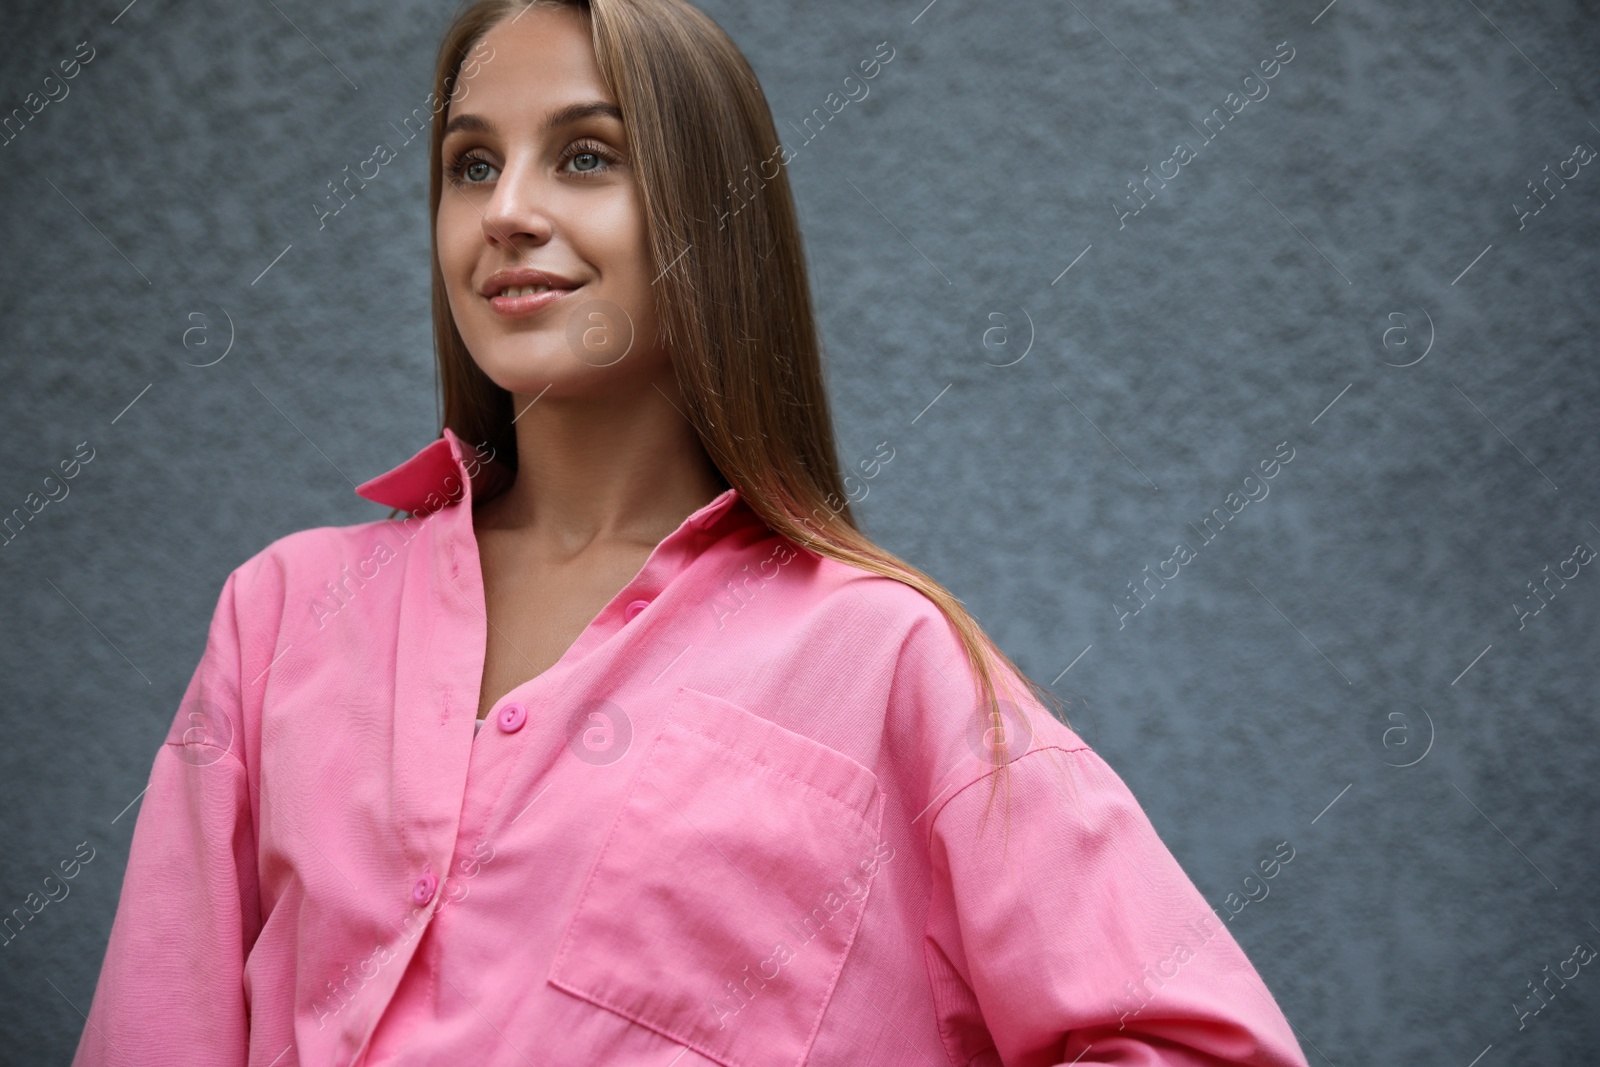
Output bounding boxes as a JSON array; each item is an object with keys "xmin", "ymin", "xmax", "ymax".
[
  {"xmin": 624, "ymin": 598, "xmax": 650, "ymax": 622},
  {"xmin": 497, "ymin": 702, "xmax": 527, "ymax": 733},
  {"xmin": 411, "ymin": 871, "xmax": 437, "ymax": 906}
]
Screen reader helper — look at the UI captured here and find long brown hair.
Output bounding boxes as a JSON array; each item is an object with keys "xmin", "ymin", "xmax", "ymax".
[{"xmin": 427, "ymin": 0, "xmax": 1071, "ymax": 774}]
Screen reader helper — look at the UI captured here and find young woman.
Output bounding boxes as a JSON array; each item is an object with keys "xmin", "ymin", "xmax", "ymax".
[{"xmin": 73, "ymin": 2, "xmax": 1311, "ymax": 1064}]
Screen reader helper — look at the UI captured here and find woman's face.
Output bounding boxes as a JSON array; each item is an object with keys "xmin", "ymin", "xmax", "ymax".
[{"xmin": 437, "ymin": 5, "xmax": 664, "ymax": 398}]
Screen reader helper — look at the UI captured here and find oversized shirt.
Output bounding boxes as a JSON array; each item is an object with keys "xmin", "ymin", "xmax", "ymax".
[{"xmin": 72, "ymin": 428, "xmax": 1311, "ymax": 1067}]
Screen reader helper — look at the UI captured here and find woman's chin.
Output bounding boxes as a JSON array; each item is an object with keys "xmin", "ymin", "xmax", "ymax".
[{"xmin": 475, "ymin": 349, "xmax": 583, "ymax": 390}]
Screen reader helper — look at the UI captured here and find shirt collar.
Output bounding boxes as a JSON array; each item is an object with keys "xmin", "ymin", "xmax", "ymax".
[{"xmin": 355, "ymin": 426, "xmax": 748, "ymax": 534}]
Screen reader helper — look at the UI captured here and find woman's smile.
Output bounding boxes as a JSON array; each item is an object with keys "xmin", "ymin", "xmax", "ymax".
[
  {"xmin": 480, "ymin": 265, "xmax": 586, "ymax": 319},
  {"xmin": 488, "ymin": 286, "xmax": 576, "ymax": 318}
]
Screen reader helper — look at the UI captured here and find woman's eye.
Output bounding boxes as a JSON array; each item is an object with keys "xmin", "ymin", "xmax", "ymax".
[
  {"xmin": 562, "ymin": 140, "xmax": 619, "ymax": 178},
  {"xmin": 446, "ymin": 151, "xmax": 498, "ymax": 186}
]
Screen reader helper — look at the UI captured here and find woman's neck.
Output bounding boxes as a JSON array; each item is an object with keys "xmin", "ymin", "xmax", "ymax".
[{"xmin": 475, "ymin": 371, "xmax": 728, "ymax": 556}]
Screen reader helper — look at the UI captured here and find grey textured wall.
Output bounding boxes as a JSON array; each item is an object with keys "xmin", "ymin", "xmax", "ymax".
[{"xmin": 2, "ymin": 0, "xmax": 1597, "ymax": 1063}]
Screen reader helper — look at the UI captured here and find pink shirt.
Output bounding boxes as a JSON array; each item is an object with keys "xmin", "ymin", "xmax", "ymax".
[{"xmin": 72, "ymin": 428, "xmax": 1310, "ymax": 1067}]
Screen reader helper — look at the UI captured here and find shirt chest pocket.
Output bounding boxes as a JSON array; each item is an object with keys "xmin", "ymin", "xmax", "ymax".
[{"xmin": 548, "ymin": 686, "xmax": 885, "ymax": 1067}]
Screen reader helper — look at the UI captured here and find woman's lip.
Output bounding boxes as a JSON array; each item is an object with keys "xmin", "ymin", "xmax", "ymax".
[{"xmin": 486, "ymin": 286, "xmax": 580, "ymax": 318}]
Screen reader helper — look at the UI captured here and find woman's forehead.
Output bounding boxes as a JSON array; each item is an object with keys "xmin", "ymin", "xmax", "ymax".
[{"xmin": 450, "ymin": 8, "xmax": 607, "ymax": 111}]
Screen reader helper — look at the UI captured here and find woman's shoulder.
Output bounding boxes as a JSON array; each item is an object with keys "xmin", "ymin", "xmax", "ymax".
[
  {"xmin": 800, "ymin": 552, "xmax": 1085, "ymax": 741},
  {"xmin": 806, "ymin": 550, "xmax": 1056, "ymax": 700},
  {"xmin": 222, "ymin": 515, "xmax": 422, "ymax": 610},
  {"xmin": 798, "ymin": 549, "xmax": 954, "ymax": 628},
  {"xmin": 799, "ymin": 553, "xmax": 1004, "ymax": 677}
]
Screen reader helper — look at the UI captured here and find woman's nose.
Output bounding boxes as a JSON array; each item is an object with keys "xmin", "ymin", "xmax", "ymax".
[{"xmin": 480, "ymin": 161, "xmax": 554, "ymax": 250}]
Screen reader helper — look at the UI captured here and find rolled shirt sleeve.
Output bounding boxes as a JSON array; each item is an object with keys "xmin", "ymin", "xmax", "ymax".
[
  {"xmin": 923, "ymin": 740, "xmax": 1310, "ymax": 1067},
  {"xmin": 71, "ymin": 569, "xmax": 261, "ymax": 1066}
]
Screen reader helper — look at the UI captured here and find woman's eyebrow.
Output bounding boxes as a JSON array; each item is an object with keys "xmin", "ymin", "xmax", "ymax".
[
  {"xmin": 442, "ymin": 101, "xmax": 623, "ymax": 139},
  {"xmin": 543, "ymin": 100, "xmax": 623, "ymax": 128}
]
